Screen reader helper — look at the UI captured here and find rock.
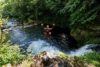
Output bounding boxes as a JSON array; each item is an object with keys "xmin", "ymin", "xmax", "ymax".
[{"xmin": 31, "ymin": 52, "xmax": 95, "ymax": 67}]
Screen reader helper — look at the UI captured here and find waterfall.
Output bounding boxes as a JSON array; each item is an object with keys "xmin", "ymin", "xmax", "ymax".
[
  {"xmin": 27, "ymin": 39, "xmax": 60, "ymax": 57},
  {"xmin": 6, "ymin": 19, "xmax": 27, "ymax": 45},
  {"xmin": 10, "ymin": 29, "xmax": 27, "ymax": 43},
  {"xmin": 69, "ymin": 45, "xmax": 93, "ymax": 56},
  {"xmin": 6, "ymin": 20, "xmax": 61, "ymax": 56},
  {"xmin": 5, "ymin": 19, "xmax": 99, "ymax": 57}
]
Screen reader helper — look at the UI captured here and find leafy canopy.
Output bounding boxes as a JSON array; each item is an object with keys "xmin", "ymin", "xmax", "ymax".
[{"xmin": 0, "ymin": 0, "xmax": 99, "ymax": 28}]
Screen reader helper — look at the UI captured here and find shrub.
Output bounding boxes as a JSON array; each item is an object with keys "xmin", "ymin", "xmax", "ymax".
[
  {"xmin": 0, "ymin": 42, "xmax": 25, "ymax": 65},
  {"xmin": 81, "ymin": 52, "xmax": 100, "ymax": 67}
]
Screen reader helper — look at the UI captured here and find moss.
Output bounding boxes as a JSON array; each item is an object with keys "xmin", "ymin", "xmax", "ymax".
[
  {"xmin": 71, "ymin": 28, "xmax": 100, "ymax": 47},
  {"xmin": 58, "ymin": 52, "xmax": 100, "ymax": 67},
  {"xmin": 58, "ymin": 52, "xmax": 69, "ymax": 60},
  {"xmin": 81, "ymin": 52, "xmax": 100, "ymax": 67}
]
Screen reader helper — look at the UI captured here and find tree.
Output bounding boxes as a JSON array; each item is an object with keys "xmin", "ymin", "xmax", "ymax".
[{"xmin": 0, "ymin": 0, "xmax": 100, "ymax": 28}]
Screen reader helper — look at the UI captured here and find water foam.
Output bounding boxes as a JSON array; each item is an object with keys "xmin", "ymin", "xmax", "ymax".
[
  {"xmin": 10, "ymin": 29, "xmax": 27, "ymax": 43},
  {"xmin": 27, "ymin": 39, "xmax": 60, "ymax": 57},
  {"xmin": 69, "ymin": 45, "xmax": 93, "ymax": 56}
]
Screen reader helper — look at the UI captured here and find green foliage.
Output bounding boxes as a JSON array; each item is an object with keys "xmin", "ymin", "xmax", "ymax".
[
  {"xmin": 58, "ymin": 52, "xmax": 69, "ymax": 60},
  {"xmin": 58, "ymin": 52, "xmax": 100, "ymax": 67},
  {"xmin": 0, "ymin": 0, "xmax": 99, "ymax": 28},
  {"xmin": 81, "ymin": 52, "xmax": 100, "ymax": 67},
  {"xmin": 66, "ymin": 0, "xmax": 99, "ymax": 27},
  {"xmin": 0, "ymin": 42, "xmax": 25, "ymax": 65}
]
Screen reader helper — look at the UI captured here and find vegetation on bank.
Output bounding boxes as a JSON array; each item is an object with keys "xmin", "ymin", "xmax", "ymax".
[
  {"xmin": 52, "ymin": 52, "xmax": 100, "ymax": 67},
  {"xmin": 71, "ymin": 27, "xmax": 100, "ymax": 46},
  {"xmin": 81, "ymin": 52, "xmax": 100, "ymax": 67},
  {"xmin": 0, "ymin": 41, "xmax": 25, "ymax": 66},
  {"xmin": 19, "ymin": 52, "xmax": 99, "ymax": 67}
]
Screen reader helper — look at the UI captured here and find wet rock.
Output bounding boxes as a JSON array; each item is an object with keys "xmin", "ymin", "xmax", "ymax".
[{"xmin": 31, "ymin": 52, "xmax": 95, "ymax": 67}]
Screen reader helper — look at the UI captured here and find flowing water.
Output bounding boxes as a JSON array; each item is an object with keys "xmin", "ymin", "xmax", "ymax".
[
  {"xmin": 4, "ymin": 20, "xmax": 99, "ymax": 57},
  {"xmin": 70, "ymin": 45, "xmax": 93, "ymax": 56}
]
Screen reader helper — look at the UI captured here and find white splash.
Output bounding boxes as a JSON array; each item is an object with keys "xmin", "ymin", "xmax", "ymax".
[
  {"xmin": 10, "ymin": 29, "xmax": 27, "ymax": 42},
  {"xmin": 6, "ymin": 19, "xmax": 27, "ymax": 43},
  {"xmin": 69, "ymin": 45, "xmax": 93, "ymax": 56},
  {"xmin": 6, "ymin": 19, "xmax": 17, "ymax": 27},
  {"xmin": 27, "ymin": 39, "xmax": 60, "ymax": 57}
]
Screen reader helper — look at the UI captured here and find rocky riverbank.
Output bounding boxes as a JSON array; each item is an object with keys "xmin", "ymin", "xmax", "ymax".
[
  {"xmin": 29, "ymin": 51, "xmax": 95, "ymax": 67},
  {"xmin": 2, "ymin": 51, "xmax": 96, "ymax": 67}
]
